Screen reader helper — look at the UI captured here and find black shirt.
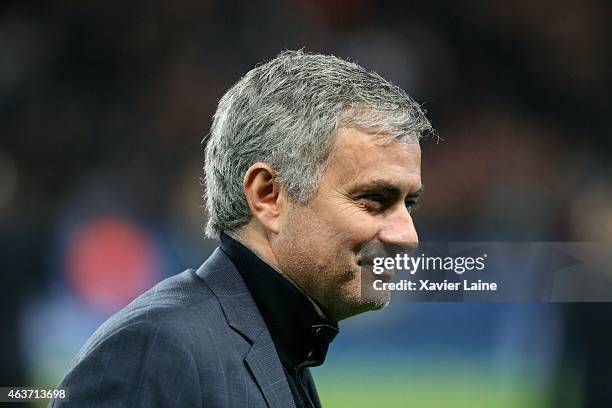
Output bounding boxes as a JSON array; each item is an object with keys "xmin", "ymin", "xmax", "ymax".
[{"xmin": 220, "ymin": 233, "xmax": 339, "ymax": 408}]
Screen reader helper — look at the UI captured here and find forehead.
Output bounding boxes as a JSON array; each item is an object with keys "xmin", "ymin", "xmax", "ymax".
[{"xmin": 325, "ymin": 127, "xmax": 422, "ymax": 190}]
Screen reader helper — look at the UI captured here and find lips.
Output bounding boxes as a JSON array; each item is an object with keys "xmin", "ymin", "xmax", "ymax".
[
  {"xmin": 356, "ymin": 258, "xmax": 370, "ymax": 267},
  {"xmin": 357, "ymin": 258, "xmax": 395, "ymax": 281}
]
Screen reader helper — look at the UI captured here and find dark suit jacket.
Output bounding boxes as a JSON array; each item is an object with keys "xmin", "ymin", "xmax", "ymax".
[{"xmin": 50, "ymin": 248, "xmax": 322, "ymax": 407}]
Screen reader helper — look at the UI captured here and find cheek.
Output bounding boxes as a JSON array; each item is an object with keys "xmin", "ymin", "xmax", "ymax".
[
  {"xmin": 327, "ymin": 207, "xmax": 381, "ymax": 244},
  {"xmin": 315, "ymin": 197, "xmax": 380, "ymax": 236},
  {"xmin": 318, "ymin": 217, "xmax": 381, "ymax": 262},
  {"xmin": 296, "ymin": 193, "xmax": 381, "ymax": 258},
  {"xmin": 285, "ymin": 208, "xmax": 344, "ymax": 263}
]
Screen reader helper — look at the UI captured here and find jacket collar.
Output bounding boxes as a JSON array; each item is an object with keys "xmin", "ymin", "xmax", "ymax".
[
  {"xmin": 219, "ymin": 233, "xmax": 338, "ymax": 368},
  {"xmin": 195, "ymin": 247, "xmax": 265, "ymax": 342},
  {"xmin": 194, "ymin": 247, "xmax": 296, "ymax": 408}
]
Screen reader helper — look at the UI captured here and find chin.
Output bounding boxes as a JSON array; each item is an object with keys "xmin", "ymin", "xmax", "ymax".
[
  {"xmin": 368, "ymin": 294, "xmax": 391, "ymax": 310},
  {"xmin": 335, "ymin": 293, "xmax": 390, "ymax": 320}
]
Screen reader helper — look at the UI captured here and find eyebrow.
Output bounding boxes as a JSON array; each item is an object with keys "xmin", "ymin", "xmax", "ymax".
[{"xmin": 349, "ymin": 180, "xmax": 424, "ymax": 198}]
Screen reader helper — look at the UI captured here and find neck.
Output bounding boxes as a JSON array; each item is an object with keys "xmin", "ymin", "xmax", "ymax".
[
  {"xmin": 225, "ymin": 224, "xmax": 281, "ymax": 271},
  {"xmin": 224, "ymin": 226, "xmax": 333, "ymax": 322}
]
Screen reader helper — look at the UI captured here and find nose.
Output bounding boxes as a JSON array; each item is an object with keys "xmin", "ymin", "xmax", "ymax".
[{"xmin": 378, "ymin": 206, "xmax": 419, "ymax": 253}]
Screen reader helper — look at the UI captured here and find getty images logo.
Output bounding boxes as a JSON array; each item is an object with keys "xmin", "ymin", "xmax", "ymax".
[{"xmin": 372, "ymin": 253, "xmax": 488, "ymax": 275}]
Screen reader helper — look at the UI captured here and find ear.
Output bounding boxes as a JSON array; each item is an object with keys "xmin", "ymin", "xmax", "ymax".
[{"xmin": 243, "ymin": 162, "xmax": 285, "ymax": 235}]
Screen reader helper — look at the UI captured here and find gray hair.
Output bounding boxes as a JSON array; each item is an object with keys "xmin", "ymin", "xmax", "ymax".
[{"xmin": 203, "ymin": 50, "xmax": 433, "ymax": 237}]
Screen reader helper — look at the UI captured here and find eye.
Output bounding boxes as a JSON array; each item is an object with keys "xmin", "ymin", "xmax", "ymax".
[
  {"xmin": 358, "ymin": 194, "xmax": 388, "ymax": 211},
  {"xmin": 405, "ymin": 199, "xmax": 420, "ymax": 213}
]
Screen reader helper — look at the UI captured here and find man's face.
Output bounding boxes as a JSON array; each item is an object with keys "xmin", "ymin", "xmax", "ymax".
[{"xmin": 273, "ymin": 127, "xmax": 422, "ymax": 321}]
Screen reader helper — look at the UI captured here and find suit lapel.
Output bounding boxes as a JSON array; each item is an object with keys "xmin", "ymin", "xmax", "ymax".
[
  {"xmin": 245, "ymin": 331, "xmax": 296, "ymax": 408},
  {"xmin": 195, "ymin": 248, "xmax": 296, "ymax": 408}
]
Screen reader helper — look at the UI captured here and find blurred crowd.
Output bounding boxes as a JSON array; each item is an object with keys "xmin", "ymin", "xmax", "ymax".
[{"xmin": 1, "ymin": 1, "xmax": 611, "ymax": 406}]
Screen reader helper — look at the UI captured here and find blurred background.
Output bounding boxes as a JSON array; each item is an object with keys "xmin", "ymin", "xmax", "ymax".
[{"xmin": 1, "ymin": 1, "xmax": 611, "ymax": 407}]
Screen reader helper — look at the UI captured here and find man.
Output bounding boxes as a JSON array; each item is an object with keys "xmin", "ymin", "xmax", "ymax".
[{"xmin": 52, "ymin": 50, "xmax": 432, "ymax": 407}]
